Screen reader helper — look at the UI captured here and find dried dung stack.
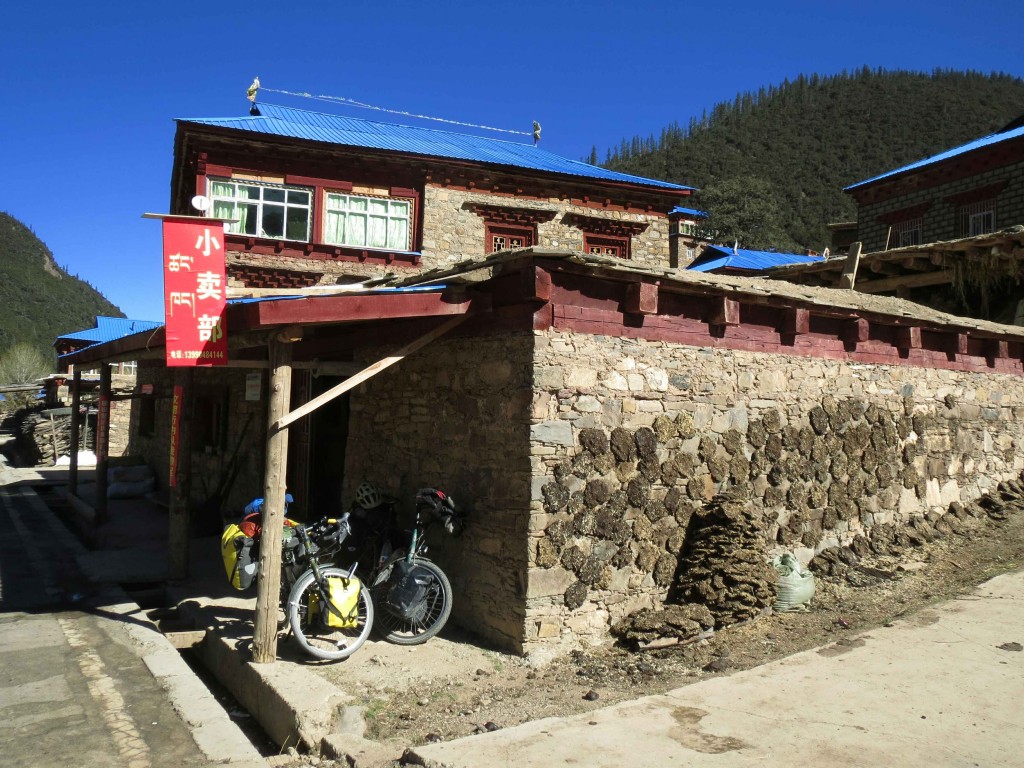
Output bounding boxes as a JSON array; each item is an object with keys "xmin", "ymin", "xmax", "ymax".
[
  {"xmin": 673, "ymin": 491, "xmax": 777, "ymax": 628},
  {"xmin": 611, "ymin": 604, "xmax": 715, "ymax": 649}
]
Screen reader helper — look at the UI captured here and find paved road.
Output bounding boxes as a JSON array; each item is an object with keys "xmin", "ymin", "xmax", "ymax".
[
  {"xmin": 411, "ymin": 570, "xmax": 1024, "ymax": 768},
  {"xmin": 0, "ymin": 479, "xmax": 265, "ymax": 768}
]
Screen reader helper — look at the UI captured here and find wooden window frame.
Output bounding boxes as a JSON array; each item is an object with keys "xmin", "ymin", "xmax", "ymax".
[
  {"xmin": 485, "ymin": 222, "xmax": 535, "ymax": 253},
  {"xmin": 584, "ymin": 233, "xmax": 630, "ymax": 259}
]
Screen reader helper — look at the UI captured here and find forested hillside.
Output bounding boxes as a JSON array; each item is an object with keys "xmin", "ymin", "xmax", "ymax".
[
  {"xmin": 0, "ymin": 212, "xmax": 122, "ymax": 360},
  {"xmin": 602, "ymin": 68, "xmax": 1024, "ymax": 251}
]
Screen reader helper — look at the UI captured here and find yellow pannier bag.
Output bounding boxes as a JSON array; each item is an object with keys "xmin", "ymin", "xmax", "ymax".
[
  {"xmin": 310, "ymin": 576, "xmax": 362, "ymax": 628},
  {"xmin": 221, "ymin": 524, "xmax": 257, "ymax": 590}
]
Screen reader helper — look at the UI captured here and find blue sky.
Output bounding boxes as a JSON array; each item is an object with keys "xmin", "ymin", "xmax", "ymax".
[{"xmin": 2, "ymin": 0, "xmax": 1022, "ymax": 322}]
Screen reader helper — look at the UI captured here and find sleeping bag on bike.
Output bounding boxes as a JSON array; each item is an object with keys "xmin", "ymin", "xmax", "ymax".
[{"xmin": 310, "ymin": 577, "xmax": 362, "ymax": 628}]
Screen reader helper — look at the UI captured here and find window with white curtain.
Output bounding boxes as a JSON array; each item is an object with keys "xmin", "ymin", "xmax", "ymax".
[
  {"xmin": 209, "ymin": 179, "xmax": 311, "ymax": 242},
  {"xmin": 323, "ymin": 193, "xmax": 411, "ymax": 251}
]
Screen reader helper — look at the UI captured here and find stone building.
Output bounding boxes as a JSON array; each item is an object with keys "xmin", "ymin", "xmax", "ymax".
[
  {"xmin": 845, "ymin": 116, "xmax": 1024, "ymax": 253},
  {"xmin": 59, "ymin": 105, "xmax": 1024, "ymax": 656}
]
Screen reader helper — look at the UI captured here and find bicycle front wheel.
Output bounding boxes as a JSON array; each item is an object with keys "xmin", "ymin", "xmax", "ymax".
[
  {"xmin": 287, "ymin": 567, "xmax": 374, "ymax": 661},
  {"xmin": 371, "ymin": 558, "xmax": 452, "ymax": 645}
]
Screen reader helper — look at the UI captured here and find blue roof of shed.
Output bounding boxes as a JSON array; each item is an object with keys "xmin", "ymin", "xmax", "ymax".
[
  {"xmin": 846, "ymin": 124, "xmax": 1024, "ymax": 190},
  {"xmin": 178, "ymin": 104, "xmax": 693, "ymax": 193},
  {"xmin": 669, "ymin": 206, "xmax": 708, "ymax": 217},
  {"xmin": 57, "ymin": 316, "xmax": 163, "ymax": 345},
  {"xmin": 687, "ymin": 245, "xmax": 822, "ymax": 273}
]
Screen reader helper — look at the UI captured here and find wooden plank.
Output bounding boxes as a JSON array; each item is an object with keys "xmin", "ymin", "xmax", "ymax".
[
  {"xmin": 838, "ymin": 242, "xmax": 862, "ymax": 289},
  {"xmin": 987, "ymin": 339, "xmax": 1009, "ymax": 359},
  {"xmin": 625, "ymin": 282, "xmax": 659, "ymax": 315},
  {"xmin": 856, "ymin": 270, "xmax": 955, "ymax": 294},
  {"xmin": 95, "ymin": 365, "xmax": 111, "ymax": 526},
  {"xmin": 252, "ymin": 338, "xmax": 293, "ymax": 664},
  {"xmin": 273, "ymin": 313, "xmax": 469, "ymax": 432},
  {"xmin": 523, "ymin": 266, "xmax": 552, "ymax": 302}
]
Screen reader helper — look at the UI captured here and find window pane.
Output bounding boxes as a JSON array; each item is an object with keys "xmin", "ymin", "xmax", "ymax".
[
  {"xmin": 368, "ymin": 199, "xmax": 388, "ymax": 215},
  {"xmin": 348, "ymin": 213, "xmax": 366, "ymax": 245},
  {"xmin": 326, "ymin": 193, "xmax": 345, "ymax": 211},
  {"xmin": 390, "ymin": 200, "xmax": 409, "ymax": 217},
  {"xmin": 213, "ymin": 200, "xmax": 235, "ymax": 227},
  {"xmin": 368, "ymin": 215, "xmax": 387, "ymax": 248},
  {"xmin": 286, "ymin": 207, "xmax": 309, "ymax": 241},
  {"xmin": 262, "ymin": 205, "xmax": 284, "ymax": 237},
  {"xmin": 288, "ymin": 189, "xmax": 310, "ymax": 205},
  {"xmin": 388, "ymin": 218, "xmax": 408, "ymax": 250},
  {"xmin": 350, "ymin": 198, "xmax": 368, "ymax": 212},
  {"xmin": 238, "ymin": 203, "xmax": 258, "ymax": 235},
  {"xmin": 324, "ymin": 210, "xmax": 344, "ymax": 243},
  {"xmin": 264, "ymin": 188, "xmax": 286, "ymax": 203},
  {"xmin": 238, "ymin": 185, "xmax": 261, "ymax": 200},
  {"xmin": 211, "ymin": 181, "xmax": 234, "ymax": 197}
]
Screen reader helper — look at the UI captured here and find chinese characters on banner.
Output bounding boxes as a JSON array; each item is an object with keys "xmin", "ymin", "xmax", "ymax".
[
  {"xmin": 168, "ymin": 385, "xmax": 182, "ymax": 487},
  {"xmin": 162, "ymin": 218, "xmax": 228, "ymax": 366}
]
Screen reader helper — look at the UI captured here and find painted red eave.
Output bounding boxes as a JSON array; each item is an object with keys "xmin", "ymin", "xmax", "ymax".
[{"xmin": 246, "ymin": 291, "xmax": 483, "ymax": 329}]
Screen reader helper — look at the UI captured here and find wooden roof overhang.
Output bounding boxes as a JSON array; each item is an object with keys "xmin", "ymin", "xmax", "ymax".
[
  {"xmin": 172, "ymin": 123, "xmax": 690, "ymax": 219},
  {"xmin": 59, "ymin": 287, "xmax": 490, "ymax": 374},
  {"xmin": 764, "ymin": 227, "xmax": 1024, "ymax": 295}
]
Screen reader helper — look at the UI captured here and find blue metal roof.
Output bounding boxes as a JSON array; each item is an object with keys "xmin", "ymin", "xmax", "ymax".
[
  {"xmin": 56, "ymin": 316, "xmax": 163, "ymax": 344},
  {"xmin": 669, "ymin": 206, "xmax": 708, "ymax": 218},
  {"xmin": 687, "ymin": 245, "xmax": 822, "ymax": 273},
  {"xmin": 846, "ymin": 124, "xmax": 1024, "ymax": 190},
  {"xmin": 178, "ymin": 103, "xmax": 693, "ymax": 193}
]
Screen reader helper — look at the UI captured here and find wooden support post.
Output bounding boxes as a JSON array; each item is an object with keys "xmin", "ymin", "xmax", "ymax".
[
  {"xmin": 167, "ymin": 368, "xmax": 193, "ymax": 581},
  {"xmin": 987, "ymin": 339, "xmax": 1008, "ymax": 360},
  {"xmin": 69, "ymin": 369, "xmax": 81, "ymax": 495},
  {"xmin": 839, "ymin": 242, "xmax": 862, "ymax": 289},
  {"xmin": 522, "ymin": 266, "xmax": 552, "ymax": 303},
  {"xmin": 252, "ymin": 337, "xmax": 294, "ymax": 664},
  {"xmin": 95, "ymin": 364, "xmax": 111, "ymax": 525},
  {"xmin": 947, "ymin": 333, "xmax": 969, "ymax": 356}
]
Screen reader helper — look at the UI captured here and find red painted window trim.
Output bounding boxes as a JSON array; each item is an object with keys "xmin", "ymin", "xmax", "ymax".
[
  {"xmin": 876, "ymin": 202, "xmax": 932, "ymax": 225},
  {"xmin": 584, "ymin": 233, "xmax": 631, "ymax": 259},
  {"xmin": 485, "ymin": 222, "xmax": 535, "ymax": 253},
  {"xmin": 943, "ymin": 181, "xmax": 1008, "ymax": 207}
]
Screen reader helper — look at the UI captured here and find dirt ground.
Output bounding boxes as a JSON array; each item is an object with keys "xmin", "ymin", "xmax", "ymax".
[{"xmin": 312, "ymin": 506, "xmax": 1024, "ymax": 754}]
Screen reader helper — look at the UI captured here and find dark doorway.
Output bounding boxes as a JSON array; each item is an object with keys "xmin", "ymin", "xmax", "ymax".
[{"xmin": 307, "ymin": 375, "xmax": 349, "ymax": 518}]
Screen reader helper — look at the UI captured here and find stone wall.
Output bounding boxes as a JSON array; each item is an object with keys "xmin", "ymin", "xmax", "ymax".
[
  {"xmin": 856, "ymin": 159, "xmax": 1024, "ymax": 252},
  {"xmin": 525, "ymin": 329, "xmax": 1024, "ymax": 654},
  {"xmin": 343, "ymin": 331, "xmax": 536, "ymax": 651},
  {"xmin": 420, "ymin": 186, "xmax": 670, "ymax": 271}
]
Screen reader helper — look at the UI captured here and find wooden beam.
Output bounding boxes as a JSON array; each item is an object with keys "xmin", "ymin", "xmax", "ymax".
[
  {"xmin": 987, "ymin": 339, "xmax": 1009, "ymax": 359},
  {"xmin": 709, "ymin": 297, "xmax": 740, "ymax": 326},
  {"xmin": 523, "ymin": 266, "xmax": 552, "ymax": 302},
  {"xmin": 254, "ymin": 290, "xmax": 476, "ymax": 328},
  {"xmin": 855, "ymin": 270, "xmax": 955, "ymax": 294},
  {"xmin": 273, "ymin": 313, "xmax": 470, "ymax": 432},
  {"xmin": 895, "ymin": 326, "xmax": 922, "ymax": 350},
  {"xmin": 781, "ymin": 307, "xmax": 810, "ymax": 335},
  {"xmin": 838, "ymin": 242, "xmax": 862, "ymax": 289},
  {"xmin": 843, "ymin": 318, "xmax": 870, "ymax": 344},
  {"xmin": 625, "ymin": 282, "xmax": 659, "ymax": 315},
  {"xmin": 252, "ymin": 338, "xmax": 294, "ymax": 664}
]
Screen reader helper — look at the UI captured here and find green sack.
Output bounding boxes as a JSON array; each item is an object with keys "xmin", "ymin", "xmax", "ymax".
[{"xmin": 773, "ymin": 553, "xmax": 815, "ymax": 611}]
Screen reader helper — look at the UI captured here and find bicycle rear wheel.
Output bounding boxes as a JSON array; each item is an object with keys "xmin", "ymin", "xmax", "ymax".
[
  {"xmin": 287, "ymin": 567, "xmax": 374, "ymax": 661},
  {"xmin": 371, "ymin": 558, "xmax": 452, "ymax": 645}
]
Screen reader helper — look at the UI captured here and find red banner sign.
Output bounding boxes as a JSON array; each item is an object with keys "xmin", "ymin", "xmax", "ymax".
[{"xmin": 162, "ymin": 218, "xmax": 228, "ymax": 366}]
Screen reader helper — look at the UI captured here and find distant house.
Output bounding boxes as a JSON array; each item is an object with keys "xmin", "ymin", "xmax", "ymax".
[
  {"xmin": 844, "ymin": 116, "xmax": 1024, "ymax": 252},
  {"xmin": 55, "ymin": 316, "xmax": 162, "ymax": 376},
  {"xmin": 686, "ymin": 244, "xmax": 823, "ymax": 275},
  {"xmin": 667, "ymin": 206, "xmax": 711, "ymax": 267}
]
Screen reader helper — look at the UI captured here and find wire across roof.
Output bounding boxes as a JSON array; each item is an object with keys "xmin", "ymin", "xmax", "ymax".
[{"xmin": 177, "ymin": 103, "xmax": 694, "ymax": 193}]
